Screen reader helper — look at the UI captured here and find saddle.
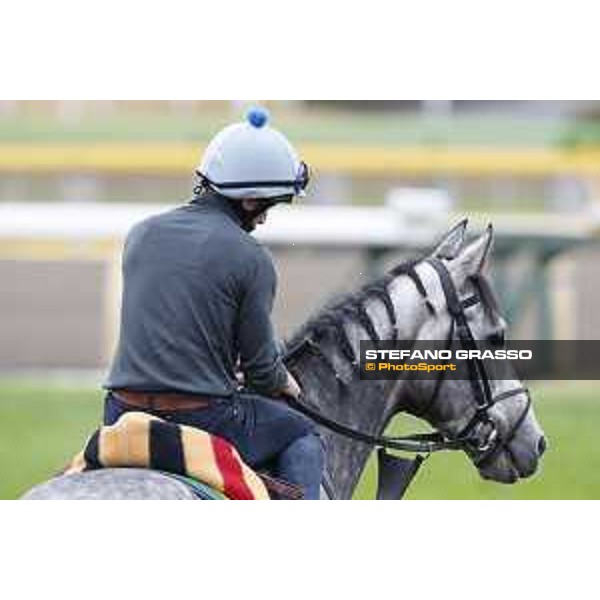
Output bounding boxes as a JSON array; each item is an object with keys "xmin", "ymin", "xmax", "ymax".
[{"xmin": 65, "ymin": 411, "xmax": 303, "ymax": 500}]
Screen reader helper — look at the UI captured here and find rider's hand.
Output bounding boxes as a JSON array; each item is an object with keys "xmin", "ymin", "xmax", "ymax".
[
  {"xmin": 276, "ymin": 371, "xmax": 302, "ymax": 400},
  {"xmin": 235, "ymin": 370, "xmax": 245, "ymax": 387}
]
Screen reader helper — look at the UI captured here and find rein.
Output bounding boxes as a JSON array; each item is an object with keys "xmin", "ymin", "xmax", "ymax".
[
  {"xmin": 285, "ymin": 257, "xmax": 531, "ymax": 497},
  {"xmin": 285, "ymin": 393, "xmax": 464, "ymax": 453}
]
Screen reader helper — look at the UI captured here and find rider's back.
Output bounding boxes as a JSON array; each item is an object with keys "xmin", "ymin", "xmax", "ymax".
[{"xmin": 105, "ymin": 193, "xmax": 287, "ymax": 397}]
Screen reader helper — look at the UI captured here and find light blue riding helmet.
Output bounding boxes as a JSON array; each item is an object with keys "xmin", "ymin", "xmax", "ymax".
[{"xmin": 196, "ymin": 107, "xmax": 310, "ymax": 203}]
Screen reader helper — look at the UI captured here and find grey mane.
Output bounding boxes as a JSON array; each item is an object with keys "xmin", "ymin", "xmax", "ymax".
[
  {"xmin": 282, "ymin": 258, "xmax": 435, "ymax": 499},
  {"xmin": 284, "ymin": 258, "xmax": 423, "ymax": 364}
]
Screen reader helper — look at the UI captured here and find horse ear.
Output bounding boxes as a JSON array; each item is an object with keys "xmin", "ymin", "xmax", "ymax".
[
  {"xmin": 431, "ymin": 218, "xmax": 468, "ymax": 259},
  {"xmin": 456, "ymin": 223, "xmax": 494, "ymax": 274}
]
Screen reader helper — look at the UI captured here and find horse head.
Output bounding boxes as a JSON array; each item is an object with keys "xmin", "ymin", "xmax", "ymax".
[{"xmin": 391, "ymin": 220, "xmax": 546, "ymax": 484}]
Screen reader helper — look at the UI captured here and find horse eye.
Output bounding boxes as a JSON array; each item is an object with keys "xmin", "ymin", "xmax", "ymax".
[{"xmin": 487, "ymin": 330, "xmax": 505, "ymax": 346}]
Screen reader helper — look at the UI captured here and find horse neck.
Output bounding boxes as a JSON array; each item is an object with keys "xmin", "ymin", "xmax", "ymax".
[{"xmin": 288, "ymin": 274, "xmax": 429, "ymax": 500}]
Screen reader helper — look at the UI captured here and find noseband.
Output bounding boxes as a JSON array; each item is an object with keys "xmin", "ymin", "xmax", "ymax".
[{"xmin": 286, "ymin": 257, "xmax": 531, "ymax": 478}]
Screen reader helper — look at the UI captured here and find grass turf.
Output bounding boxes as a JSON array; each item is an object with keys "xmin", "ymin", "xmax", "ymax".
[
  {"xmin": 355, "ymin": 381, "xmax": 600, "ymax": 499},
  {"xmin": 0, "ymin": 383, "xmax": 104, "ymax": 499},
  {"xmin": 0, "ymin": 380, "xmax": 597, "ymax": 500}
]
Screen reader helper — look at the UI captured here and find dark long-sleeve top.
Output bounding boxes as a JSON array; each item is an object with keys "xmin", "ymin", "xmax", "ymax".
[{"xmin": 104, "ymin": 193, "xmax": 288, "ymax": 397}]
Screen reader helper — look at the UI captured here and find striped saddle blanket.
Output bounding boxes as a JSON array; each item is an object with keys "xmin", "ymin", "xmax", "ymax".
[{"xmin": 66, "ymin": 411, "xmax": 274, "ymax": 500}]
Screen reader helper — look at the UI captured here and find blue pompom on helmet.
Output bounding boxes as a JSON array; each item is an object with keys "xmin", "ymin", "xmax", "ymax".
[
  {"xmin": 247, "ymin": 106, "xmax": 269, "ymax": 128},
  {"xmin": 196, "ymin": 106, "xmax": 310, "ymax": 202}
]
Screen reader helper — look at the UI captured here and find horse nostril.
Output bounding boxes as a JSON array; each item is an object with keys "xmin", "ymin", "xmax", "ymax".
[{"xmin": 537, "ymin": 436, "xmax": 547, "ymax": 456}]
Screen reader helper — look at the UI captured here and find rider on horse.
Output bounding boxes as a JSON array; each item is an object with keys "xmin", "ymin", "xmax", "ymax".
[{"xmin": 103, "ymin": 107, "xmax": 324, "ymax": 499}]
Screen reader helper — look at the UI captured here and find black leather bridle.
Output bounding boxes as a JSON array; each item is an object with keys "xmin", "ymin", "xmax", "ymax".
[
  {"xmin": 424, "ymin": 257, "xmax": 531, "ymax": 468},
  {"xmin": 285, "ymin": 257, "xmax": 531, "ymax": 490}
]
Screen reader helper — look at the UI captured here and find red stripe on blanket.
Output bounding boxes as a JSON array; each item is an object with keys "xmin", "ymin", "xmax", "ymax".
[{"xmin": 210, "ymin": 436, "xmax": 255, "ymax": 500}]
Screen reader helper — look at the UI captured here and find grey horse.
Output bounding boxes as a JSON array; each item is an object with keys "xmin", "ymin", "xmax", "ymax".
[{"xmin": 24, "ymin": 220, "xmax": 546, "ymax": 500}]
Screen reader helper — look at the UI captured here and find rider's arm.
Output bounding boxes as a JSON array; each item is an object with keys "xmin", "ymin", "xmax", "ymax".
[{"xmin": 236, "ymin": 249, "xmax": 289, "ymax": 396}]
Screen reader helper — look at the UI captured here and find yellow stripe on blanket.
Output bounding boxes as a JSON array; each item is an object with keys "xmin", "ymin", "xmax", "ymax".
[
  {"xmin": 180, "ymin": 426, "xmax": 225, "ymax": 494},
  {"xmin": 99, "ymin": 412, "xmax": 152, "ymax": 467}
]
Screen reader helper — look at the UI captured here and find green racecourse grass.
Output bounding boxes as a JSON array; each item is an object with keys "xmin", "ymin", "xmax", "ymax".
[
  {"xmin": 0, "ymin": 380, "xmax": 598, "ymax": 500},
  {"xmin": 356, "ymin": 381, "xmax": 600, "ymax": 499}
]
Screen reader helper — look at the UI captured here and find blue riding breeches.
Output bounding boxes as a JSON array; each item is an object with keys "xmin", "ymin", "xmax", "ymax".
[{"xmin": 103, "ymin": 391, "xmax": 325, "ymax": 499}]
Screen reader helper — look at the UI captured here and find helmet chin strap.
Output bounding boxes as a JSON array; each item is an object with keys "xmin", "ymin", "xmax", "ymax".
[
  {"xmin": 230, "ymin": 199, "xmax": 279, "ymax": 232},
  {"xmin": 191, "ymin": 179, "xmax": 289, "ymax": 232},
  {"xmin": 224, "ymin": 198, "xmax": 256, "ymax": 232}
]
